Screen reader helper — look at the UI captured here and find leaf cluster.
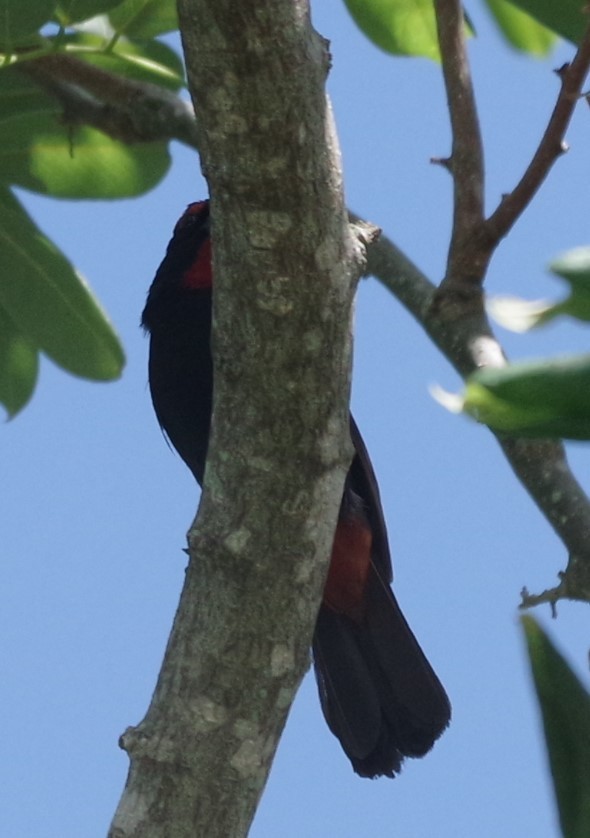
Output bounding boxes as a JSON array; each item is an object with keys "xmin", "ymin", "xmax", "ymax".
[
  {"xmin": 0, "ymin": 0, "xmax": 185, "ymax": 414},
  {"xmin": 344, "ymin": 0, "xmax": 588, "ymax": 60}
]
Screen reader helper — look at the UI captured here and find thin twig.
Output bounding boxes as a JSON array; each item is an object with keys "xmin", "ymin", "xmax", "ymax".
[
  {"xmin": 485, "ymin": 23, "xmax": 590, "ymax": 244},
  {"xmin": 520, "ymin": 583, "xmax": 561, "ymax": 614},
  {"xmin": 433, "ymin": 0, "xmax": 486, "ymax": 282}
]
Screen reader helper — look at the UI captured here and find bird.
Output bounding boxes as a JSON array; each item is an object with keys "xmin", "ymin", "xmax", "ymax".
[{"xmin": 141, "ymin": 199, "xmax": 451, "ymax": 778}]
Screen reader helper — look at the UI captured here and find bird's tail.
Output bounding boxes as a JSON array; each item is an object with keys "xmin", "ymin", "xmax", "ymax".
[{"xmin": 312, "ymin": 566, "xmax": 451, "ymax": 778}]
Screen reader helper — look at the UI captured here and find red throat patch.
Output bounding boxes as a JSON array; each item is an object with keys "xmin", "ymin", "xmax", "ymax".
[{"xmin": 182, "ymin": 237, "xmax": 212, "ymax": 289}]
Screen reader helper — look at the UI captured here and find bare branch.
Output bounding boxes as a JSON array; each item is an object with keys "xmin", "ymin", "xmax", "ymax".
[
  {"xmin": 521, "ymin": 557, "xmax": 590, "ymax": 610},
  {"xmin": 402, "ymin": 8, "xmax": 590, "ymax": 605},
  {"xmin": 21, "ymin": 54, "xmax": 200, "ymax": 148},
  {"xmin": 433, "ymin": 9, "xmax": 590, "ymax": 304},
  {"xmin": 361, "ymin": 222, "xmax": 590, "ymax": 605},
  {"xmin": 520, "ymin": 584, "xmax": 561, "ymax": 614},
  {"xmin": 433, "ymin": 0, "xmax": 486, "ymax": 283},
  {"xmin": 485, "ymin": 24, "xmax": 590, "ymax": 244}
]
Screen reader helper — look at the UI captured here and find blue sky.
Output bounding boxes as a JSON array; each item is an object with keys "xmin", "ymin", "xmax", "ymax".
[{"xmin": 3, "ymin": 3, "xmax": 589, "ymax": 836}]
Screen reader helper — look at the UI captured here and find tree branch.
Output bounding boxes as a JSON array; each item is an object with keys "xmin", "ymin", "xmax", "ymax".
[
  {"xmin": 110, "ymin": 3, "xmax": 361, "ymax": 836},
  {"xmin": 394, "ymin": 9, "xmax": 590, "ymax": 604},
  {"xmin": 359, "ymin": 221, "xmax": 590, "ymax": 605},
  {"xmin": 485, "ymin": 22, "xmax": 590, "ymax": 245},
  {"xmin": 432, "ymin": 8, "xmax": 590, "ymax": 310},
  {"xmin": 433, "ymin": 0, "xmax": 486, "ymax": 284},
  {"xmin": 21, "ymin": 54, "xmax": 200, "ymax": 148}
]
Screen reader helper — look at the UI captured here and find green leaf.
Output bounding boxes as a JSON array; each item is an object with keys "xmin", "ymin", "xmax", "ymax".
[
  {"xmin": 484, "ymin": 0, "xmax": 555, "ymax": 56},
  {"xmin": 550, "ymin": 248, "xmax": 590, "ymax": 323},
  {"xmin": 0, "ymin": 67, "xmax": 59, "ymax": 122},
  {"xmin": 0, "ymin": 67, "xmax": 172, "ymax": 199},
  {"xmin": 108, "ymin": 0, "xmax": 177, "ymax": 39},
  {"xmin": 522, "ymin": 617, "xmax": 590, "ymax": 838},
  {"xmin": 0, "ymin": 108, "xmax": 172, "ymax": 199},
  {"xmin": 487, "ymin": 247, "xmax": 590, "ymax": 333},
  {"xmin": 343, "ymin": 0, "xmax": 441, "ymax": 60},
  {"xmin": 0, "ymin": 189, "xmax": 125, "ymax": 381},
  {"xmin": 462, "ymin": 355, "xmax": 590, "ymax": 439},
  {"xmin": 55, "ymin": 0, "xmax": 125, "ymax": 26},
  {"xmin": 0, "ymin": 304, "xmax": 39, "ymax": 417},
  {"xmin": 0, "ymin": 0, "xmax": 57, "ymax": 47},
  {"xmin": 508, "ymin": 0, "xmax": 588, "ymax": 45}
]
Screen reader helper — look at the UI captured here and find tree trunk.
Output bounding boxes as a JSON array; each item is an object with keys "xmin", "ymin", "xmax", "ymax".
[{"xmin": 109, "ymin": 2, "xmax": 367, "ymax": 835}]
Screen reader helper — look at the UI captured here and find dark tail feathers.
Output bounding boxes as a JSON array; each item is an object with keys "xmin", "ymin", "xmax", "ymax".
[{"xmin": 312, "ymin": 569, "xmax": 451, "ymax": 778}]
